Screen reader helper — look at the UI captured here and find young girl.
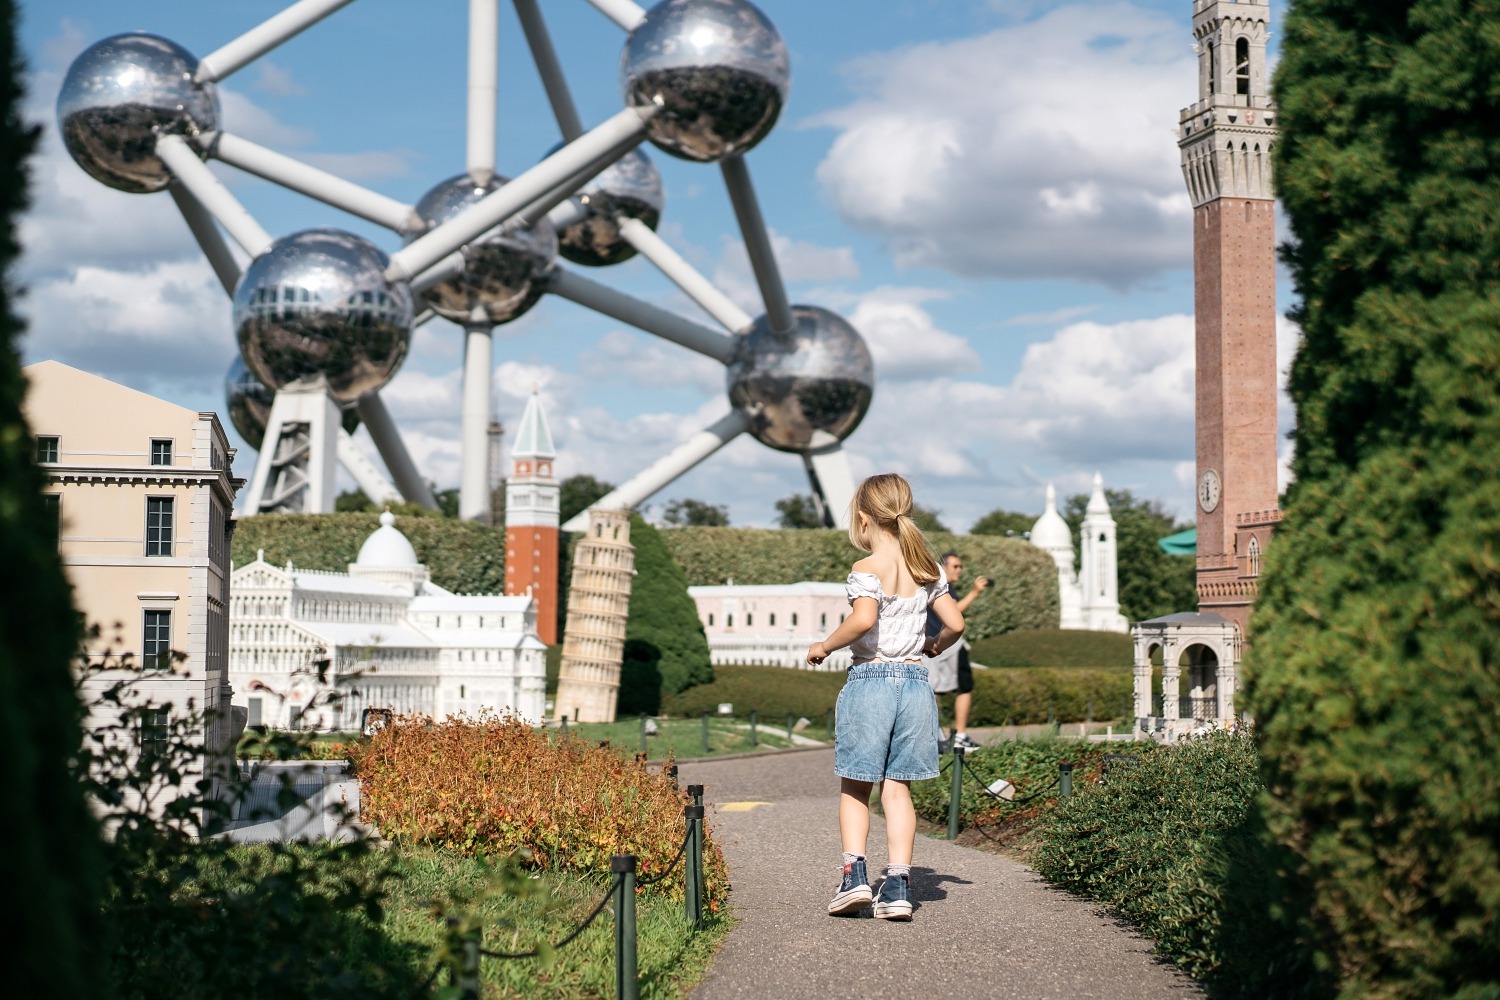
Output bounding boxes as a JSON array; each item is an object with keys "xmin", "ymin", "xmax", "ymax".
[{"xmin": 806, "ymin": 473, "xmax": 964, "ymax": 921}]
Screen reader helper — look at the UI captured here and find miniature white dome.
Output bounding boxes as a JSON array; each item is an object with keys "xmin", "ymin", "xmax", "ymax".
[
  {"xmin": 356, "ymin": 510, "xmax": 419, "ymax": 567},
  {"xmin": 1030, "ymin": 483, "xmax": 1074, "ymax": 552}
]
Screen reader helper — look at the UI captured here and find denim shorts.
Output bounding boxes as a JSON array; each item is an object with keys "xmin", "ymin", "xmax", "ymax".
[{"xmin": 834, "ymin": 662, "xmax": 942, "ymax": 782}]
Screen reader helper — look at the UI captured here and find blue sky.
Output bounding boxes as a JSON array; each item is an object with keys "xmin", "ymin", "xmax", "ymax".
[{"xmin": 14, "ymin": 0, "xmax": 1295, "ymax": 530}]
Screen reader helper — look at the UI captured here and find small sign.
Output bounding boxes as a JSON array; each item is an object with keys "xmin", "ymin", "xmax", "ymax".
[{"xmin": 717, "ymin": 703, "xmax": 734, "ymax": 716}]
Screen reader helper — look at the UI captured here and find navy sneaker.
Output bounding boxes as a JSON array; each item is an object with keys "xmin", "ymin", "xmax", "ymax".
[
  {"xmin": 873, "ymin": 873, "xmax": 913, "ymax": 921},
  {"xmin": 827, "ymin": 858, "xmax": 872, "ymax": 915}
]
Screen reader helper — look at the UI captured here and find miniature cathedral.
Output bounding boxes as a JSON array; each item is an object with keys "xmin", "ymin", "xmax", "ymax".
[{"xmin": 1030, "ymin": 475, "xmax": 1128, "ymax": 633}]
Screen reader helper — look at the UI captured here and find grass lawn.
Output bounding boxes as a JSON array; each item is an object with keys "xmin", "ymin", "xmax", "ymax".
[
  {"xmin": 379, "ymin": 847, "xmax": 730, "ymax": 999},
  {"xmin": 545, "ymin": 716, "xmax": 829, "ymax": 760}
]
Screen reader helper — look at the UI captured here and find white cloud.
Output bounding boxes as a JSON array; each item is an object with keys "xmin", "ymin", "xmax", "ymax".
[
  {"xmin": 712, "ymin": 229, "xmax": 862, "ymax": 314},
  {"xmin": 847, "ymin": 287, "xmax": 981, "ymax": 380},
  {"xmin": 579, "ymin": 329, "xmax": 722, "ymax": 394},
  {"xmin": 252, "ymin": 62, "xmax": 306, "ymax": 98},
  {"xmin": 812, "ymin": 2, "xmax": 1195, "ymax": 285}
]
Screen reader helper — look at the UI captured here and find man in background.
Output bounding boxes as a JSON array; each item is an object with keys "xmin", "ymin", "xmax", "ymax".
[{"xmin": 928, "ymin": 551, "xmax": 990, "ymax": 750}]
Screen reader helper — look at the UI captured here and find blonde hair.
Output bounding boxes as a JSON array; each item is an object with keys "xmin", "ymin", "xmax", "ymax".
[{"xmin": 847, "ymin": 473, "xmax": 941, "ymax": 585}]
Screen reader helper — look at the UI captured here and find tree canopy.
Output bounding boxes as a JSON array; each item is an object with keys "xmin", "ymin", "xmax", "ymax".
[
  {"xmin": 559, "ymin": 474, "xmax": 613, "ymax": 523},
  {"xmin": 661, "ymin": 497, "xmax": 729, "ymax": 526},
  {"xmin": 774, "ymin": 493, "xmax": 824, "ymax": 529},
  {"xmin": 969, "ymin": 508, "xmax": 1036, "ymax": 538}
]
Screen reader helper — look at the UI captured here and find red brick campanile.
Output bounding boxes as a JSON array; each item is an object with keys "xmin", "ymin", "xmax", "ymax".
[
  {"xmin": 1178, "ymin": 0, "xmax": 1281, "ymax": 637},
  {"xmin": 504, "ymin": 391, "xmax": 560, "ymax": 644}
]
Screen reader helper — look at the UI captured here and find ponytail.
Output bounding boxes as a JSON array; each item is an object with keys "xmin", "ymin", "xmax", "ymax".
[{"xmin": 849, "ymin": 473, "xmax": 941, "ymax": 584}]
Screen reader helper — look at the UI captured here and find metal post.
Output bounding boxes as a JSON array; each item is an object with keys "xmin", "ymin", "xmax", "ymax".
[
  {"xmin": 720, "ymin": 155, "xmax": 793, "ymax": 335},
  {"xmin": 155, "ymin": 134, "xmax": 273, "ymax": 257},
  {"xmin": 612, "ymin": 855, "xmax": 638, "ymax": 1000},
  {"xmin": 168, "ymin": 184, "xmax": 240, "ymax": 296},
  {"xmin": 687, "ymin": 784, "xmax": 704, "ymax": 808},
  {"xmin": 1059, "ymin": 761, "xmax": 1074, "ymax": 799},
  {"xmin": 615, "ymin": 217, "xmax": 754, "ymax": 333},
  {"xmin": 700, "ymin": 712, "xmax": 709, "ymax": 755},
  {"xmin": 947, "ymin": 746, "xmax": 965, "ymax": 840},
  {"xmin": 460, "ymin": 926, "xmax": 480, "ymax": 1000},
  {"xmin": 639, "ymin": 713, "xmax": 648, "ymax": 756},
  {"xmin": 467, "ymin": 0, "xmax": 499, "ymax": 186},
  {"xmin": 666, "ymin": 764, "xmax": 678, "ymax": 790},
  {"xmin": 513, "ymin": 0, "xmax": 584, "ymax": 140},
  {"xmin": 560, "ymin": 717, "xmax": 569, "ymax": 736},
  {"xmin": 684, "ymin": 803, "xmax": 704, "ymax": 928},
  {"xmin": 460, "ymin": 322, "xmax": 494, "ymax": 520},
  {"xmin": 547, "ymin": 267, "xmax": 735, "ymax": 363},
  {"xmin": 749, "ymin": 710, "xmax": 758, "ymax": 747}
]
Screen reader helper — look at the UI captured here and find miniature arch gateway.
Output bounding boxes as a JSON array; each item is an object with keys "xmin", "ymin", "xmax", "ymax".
[{"xmin": 57, "ymin": 0, "xmax": 870, "ymax": 527}]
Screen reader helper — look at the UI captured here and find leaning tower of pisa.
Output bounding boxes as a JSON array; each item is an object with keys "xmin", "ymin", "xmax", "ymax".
[{"xmin": 553, "ymin": 509, "xmax": 636, "ymax": 723}]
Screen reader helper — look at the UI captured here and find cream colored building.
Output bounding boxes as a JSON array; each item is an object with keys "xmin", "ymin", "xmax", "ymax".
[
  {"xmin": 688, "ymin": 581, "xmax": 853, "ymax": 670},
  {"xmin": 554, "ymin": 508, "xmax": 635, "ymax": 723},
  {"xmin": 23, "ymin": 360, "xmax": 242, "ymax": 798}
]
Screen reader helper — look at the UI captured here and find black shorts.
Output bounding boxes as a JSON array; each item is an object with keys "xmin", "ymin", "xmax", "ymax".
[{"xmin": 956, "ymin": 644, "xmax": 973, "ymax": 694}]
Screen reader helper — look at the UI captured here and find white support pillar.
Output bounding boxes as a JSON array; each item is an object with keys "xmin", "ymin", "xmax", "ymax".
[
  {"xmin": 335, "ymin": 429, "xmax": 401, "ymax": 505},
  {"xmin": 356, "ymin": 393, "xmax": 439, "ymax": 509},
  {"xmin": 616, "ymin": 216, "xmax": 753, "ymax": 333},
  {"xmin": 513, "ymin": 0, "xmax": 583, "ymax": 140},
  {"xmin": 204, "ymin": 132, "xmax": 417, "ymax": 232},
  {"xmin": 802, "ymin": 434, "xmax": 855, "ymax": 529},
  {"xmin": 560, "ymin": 410, "xmax": 751, "ymax": 531},
  {"xmin": 1134, "ymin": 663, "xmax": 1152, "ymax": 719},
  {"xmin": 168, "ymin": 183, "xmax": 241, "ymax": 296},
  {"xmin": 467, "ymin": 0, "xmax": 499, "ymax": 186},
  {"xmin": 243, "ymin": 381, "xmax": 341, "ymax": 515},
  {"xmin": 195, "ymin": 0, "xmax": 357, "ymax": 83},
  {"xmin": 460, "ymin": 322, "xmax": 494, "ymax": 520},
  {"xmin": 1163, "ymin": 664, "xmax": 1181, "ymax": 722},
  {"xmin": 385, "ymin": 106, "xmax": 653, "ymax": 283},
  {"xmin": 156, "ymin": 135, "xmax": 273, "ymax": 257},
  {"xmin": 585, "ymin": 0, "xmax": 645, "ymax": 30}
]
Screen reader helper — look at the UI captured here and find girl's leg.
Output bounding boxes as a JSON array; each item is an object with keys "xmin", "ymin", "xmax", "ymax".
[
  {"xmin": 880, "ymin": 778, "xmax": 916, "ymax": 866},
  {"xmin": 838, "ymin": 778, "xmax": 874, "ymax": 855}
]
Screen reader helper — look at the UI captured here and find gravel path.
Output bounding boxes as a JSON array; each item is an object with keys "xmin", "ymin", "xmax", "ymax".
[{"xmin": 678, "ymin": 749, "xmax": 1201, "ymax": 1000}]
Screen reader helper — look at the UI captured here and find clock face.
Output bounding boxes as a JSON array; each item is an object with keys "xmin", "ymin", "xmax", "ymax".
[{"xmin": 1200, "ymin": 469, "xmax": 1221, "ymax": 513}]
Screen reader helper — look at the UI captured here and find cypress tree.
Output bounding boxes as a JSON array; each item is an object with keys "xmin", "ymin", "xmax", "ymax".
[
  {"xmin": 0, "ymin": 1, "xmax": 106, "ymax": 991},
  {"xmin": 619, "ymin": 515, "xmax": 711, "ymax": 715},
  {"xmin": 1246, "ymin": 0, "xmax": 1500, "ymax": 993}
]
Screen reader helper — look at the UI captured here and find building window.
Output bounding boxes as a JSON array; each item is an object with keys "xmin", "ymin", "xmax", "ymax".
[
  {"xmin": 746, "ymin": 613, "xmax": 753, "ymax": 627},
  {"xmin": 138, "ymin": 710, "xmax": 170, "ymax": 757},
  {"xmin": 1248, "ymin": 536, "xmax": 1261, "ymax": 577},
  {"xmin": 247, "ymin": 698, "xmax": 263, "ymax": 727},
  {"xmin": 791, "ymin": 612, "xmax": 798, "ymax": 627},
  {"xmin": 726, "ymin": 614, "xmax": 733, "ymax": 628},
  {"xmin": 146, "ymin": 497, "xmax": 174, "ymax": 556},
  {"xmin": 820, "ymin": 613, "xmax": 827, "ymax": 629},
  {"xmin": 1235, "ymin": 38, "xmax": 1251, "ymax": 96},
  {"xmin": 35, "ymin": 435, "xmax": 58, "ymax": 463},
  {"xmin": 143, "ymin": 609, "xmax": 171, "ymax": 670},
  {"xmin": 150, "ymin": 439, "xmax": 173, "ymax": 465},
  {"xmin": 42, "ymin": 493, "xmax": 60, "ymax": 546},
  {"xmin": 769, "ymin": 613, "xmax": 776, "ymax": 627},
  {"xmin": 707, "ymin": 613, "xmax": 714, "ymax": 626}
]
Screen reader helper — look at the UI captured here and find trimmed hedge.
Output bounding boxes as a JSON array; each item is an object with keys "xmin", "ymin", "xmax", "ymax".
[
  {"xmin": 232, "ymin": 512, "xmax": 507, "ymax": 595},
  {"xmin": 661, "ymin": 664, "xmax": 847, "ymax": 720},
  {"xmin": 660, "ymin": 527, "xmax": 1059, "ymax": 640},
  {"xmin": 1032, "ymin": 733, "xmax": 1317, "ymax": 997},
  {"xmin": 969, "ymin": 628, "xmax": 1133, "ymax": 668}
]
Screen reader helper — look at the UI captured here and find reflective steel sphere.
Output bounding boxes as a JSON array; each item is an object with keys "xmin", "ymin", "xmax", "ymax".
[
  {"xmin": 233, "ymin": 229, "xmax": 413, "ymax": 405},
  {"xmin": 556, "ymin": 148, "xmax": 664, "ymax": 267},
  {"xmin": 56, "ymin": 33, "xmax": 220, "ymax": 194},
  {"xmin": 621, "ymin": 0, "xmax": 789, "ymax": 163},
  {"xmin": 407, "ymin": 174, "xmax": 557, "ymax": 324},
  {"xmin": 225, "ymin": 356, "xmax": 359, "ymax": 450},
  {"xmin": 727, "ymin": 305, "xmax": 873, "ymax": 452}
]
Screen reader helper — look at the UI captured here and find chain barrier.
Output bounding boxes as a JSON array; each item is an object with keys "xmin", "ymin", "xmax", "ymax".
[
  {"xmin": 945, "ymin": 748, "xmax": 1072, "ymax": 841},
  {"xmin": 477, "ymin": 872, "xmax": 623, "ymax": 960},
  {"xmin": 635, "ymin": 825, "xmax": 692, "ymax": 887},
  {"xmin": 962, "ymin": 763, "xmax": 1062, "ymax": 806}
]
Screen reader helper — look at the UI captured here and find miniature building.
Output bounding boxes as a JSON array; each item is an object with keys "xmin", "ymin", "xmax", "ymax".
[
  {"xmin": 229, "ymin": 511, "xmax": 547, "ymax": 729},
  {"xmin": 688, "ymin": 581, "xmax": 854, "ymax": 670},
  {"xmin": 1029, "ymin": 476, "xmax": 1128, "ymax": 633},
  {"xmin": 24, "ymin": 360, "xmax": 242, "ymax": 803},
  {"xmin": 1133, "ymin": 0, "xmax": 1280, "ymax": 736},
  {"xmin": 504, "ymin": 391, "xmax": 560, "ymax": 644},
  {"xmin": 554, "ymin": 508, "xmax": 634, "ymax": 723}
]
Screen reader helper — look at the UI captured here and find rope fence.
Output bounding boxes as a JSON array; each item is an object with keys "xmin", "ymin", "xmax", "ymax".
[
  {"xmin": 943, "ymin": 746, "xmax": 1078, "ymax": 841},
  {"xmin": 437, "ymin": 783, "xmax": 709, "ymax": 1000}
]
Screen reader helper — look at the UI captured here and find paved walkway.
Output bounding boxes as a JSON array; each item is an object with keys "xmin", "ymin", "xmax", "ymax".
[{"xmin": 679, "ymin": 749, "xmax": 1201, "ymax": 1000}]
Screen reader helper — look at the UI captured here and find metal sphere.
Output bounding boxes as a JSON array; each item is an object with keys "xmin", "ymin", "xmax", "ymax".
[
  {"xmin": 726, "ymin": 305, "xmax": 874, "ymax": 453},
  {"xmin": 56, "ymin": 33, "xmax": 220, "ymax": 194},
  {"xmin": 407, "ymin": 174, "xmax": 557, "ymax": 324},
  {"xmin": 621, "ymin": 0, "xmax": 790, "ymax": 163},
  {"xmin": 233, "ymin": 229, "xmax": 413, "ymax": 405},
  {"xmin": 225, "ymin": 357, "xmax": 358, "ymax": 450},
  {"xmin": 556, "ymin": 148, "xmax": 665, "ymax": 267}
]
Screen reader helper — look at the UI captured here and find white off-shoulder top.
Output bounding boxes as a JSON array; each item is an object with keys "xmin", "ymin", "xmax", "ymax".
[{"xmin": 845, "ymin": 571, "xmax": 949, "ymax": 663}]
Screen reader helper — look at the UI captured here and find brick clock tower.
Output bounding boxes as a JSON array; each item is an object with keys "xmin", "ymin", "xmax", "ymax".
[
  {"xmin": 1177, "ymin": 0, "xmax": 1281, "ymax": 638},
  {"xmin": 504, "ymin": 392, "xmax": 560, "ymax": 644}
]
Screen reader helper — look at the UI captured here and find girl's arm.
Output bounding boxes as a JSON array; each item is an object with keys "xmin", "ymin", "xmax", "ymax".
[
  {"xmin": 806, "ymin": 596, "xmax": 878, "ymax": 666},
  {"xmin": 922, "ymin": 592, "xmax": 965, "ymax": 657}
]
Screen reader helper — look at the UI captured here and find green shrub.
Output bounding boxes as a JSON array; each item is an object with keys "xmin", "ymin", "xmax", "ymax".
[
  {"xmin": 1245, "ymin": 0, "xmax": 1500, "ymax": 993},
  {"xmin": 620, "ymin": 516, "xmax": 712, "ymax": 714},
  {"xmin": 0, "ymin": 9, "xmax": 105, "ymax": 991},
  {"xmin": 233, "ymin": 512, "xmax": 507, "ymax": 595},
  {"xmin": 955, "ymin": 667, "xmax": 1135, "ymax": 726},
  {"xmin": 969, "ymin": 628, "xmax": 1133, "ymax": 667},
  {"xmin": 660, "ymin": 527, "xmax": 1059, "ymax": 639},
  {"xmin": 661, "ymin": 664, "xmax": 847, "ymax": 720},
  {"xmin": 1032, "ymin": 733, "xmax": 1318, "ymax": 996}
]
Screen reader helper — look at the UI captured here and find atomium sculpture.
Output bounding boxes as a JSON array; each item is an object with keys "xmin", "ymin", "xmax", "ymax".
[{"xmin": 58, "ymin": 0, "xmax": 871, "ymax": 526}]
